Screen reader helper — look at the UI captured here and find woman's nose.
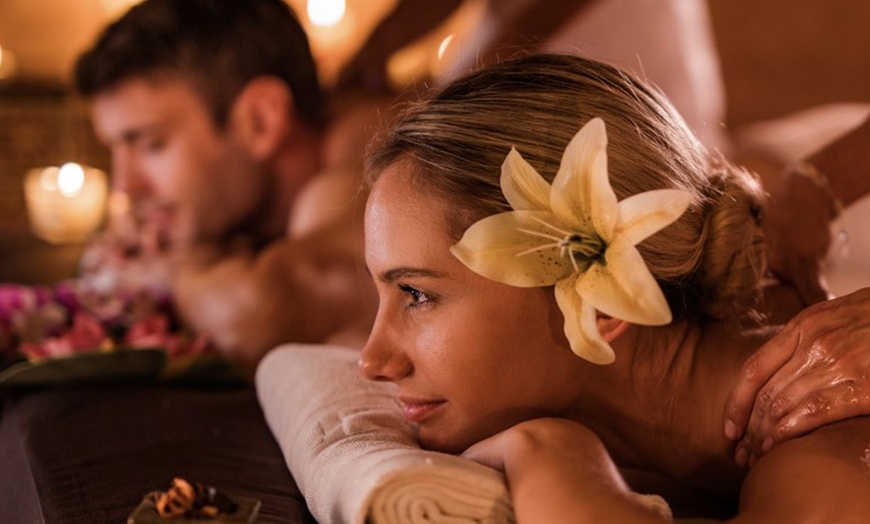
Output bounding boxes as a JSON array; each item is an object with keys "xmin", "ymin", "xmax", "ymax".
[{"xmin": 359, "ymin": 319, "xmax": 412, "ymax": 382}]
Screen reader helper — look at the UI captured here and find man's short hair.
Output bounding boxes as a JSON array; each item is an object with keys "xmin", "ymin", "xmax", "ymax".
[{"xmin": 75, "ymin": 0, "xmax": 324, "ymax": 127}]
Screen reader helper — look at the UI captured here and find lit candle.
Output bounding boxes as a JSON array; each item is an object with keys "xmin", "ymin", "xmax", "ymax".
[
  {"xmin": 307, "ymin": 0, "xmax": 346, "ymax": 27},
  {"xmin": 24, "ymin": 163, "xmax": 109, "ymax": 244}
]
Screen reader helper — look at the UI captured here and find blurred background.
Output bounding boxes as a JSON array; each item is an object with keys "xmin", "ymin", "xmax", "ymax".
[{"xmin": 1, "ymin": 0, "xmax": 869, "ymax": 286}]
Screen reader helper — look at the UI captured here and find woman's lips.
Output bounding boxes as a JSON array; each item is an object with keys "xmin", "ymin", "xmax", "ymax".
[{"xmin": 398, "ymin": 398, "xmax": 446, "ymax": 423}]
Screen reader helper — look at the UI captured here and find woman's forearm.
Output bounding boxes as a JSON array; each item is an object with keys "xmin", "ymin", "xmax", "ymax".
[{"xmin": 464, "ymin": 418, "xmax": 670, "ymax": 523}]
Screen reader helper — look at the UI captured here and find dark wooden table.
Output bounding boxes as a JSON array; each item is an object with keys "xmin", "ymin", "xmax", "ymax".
[{"xmin": 0, "ymin": 383, "xmax": 315, "ymax": 523}]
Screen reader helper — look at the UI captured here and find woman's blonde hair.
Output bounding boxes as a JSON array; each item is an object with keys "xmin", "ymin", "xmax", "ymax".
[{"xmin": 367, "ymin": 54, "xmax": 765, "ymax": 321}]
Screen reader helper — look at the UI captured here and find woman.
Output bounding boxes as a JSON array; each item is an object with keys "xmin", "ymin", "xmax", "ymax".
[{"xmin": 358, "ymin": 54, "xmax": 870, "ymax": 520}]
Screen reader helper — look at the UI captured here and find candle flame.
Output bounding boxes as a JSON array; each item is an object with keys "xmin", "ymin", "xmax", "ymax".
[
  {"xmin": 58, "ymin": 163, "xmax": 86, "ymax": 196},
  {"xmin": 307, "ymin": 0, "xmax": 345, "ymax": 27}
]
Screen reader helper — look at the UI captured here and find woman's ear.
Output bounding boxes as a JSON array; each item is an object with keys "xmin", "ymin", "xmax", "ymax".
[
  {"xmin": 230, "ymin": 76, "xmax": 294, "ymax": 159},
  {"xmin": 596, "ymin": 315, "xmax": 631, "ymax": 343}
]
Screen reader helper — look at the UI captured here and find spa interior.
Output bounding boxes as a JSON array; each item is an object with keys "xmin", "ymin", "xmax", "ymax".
[{"xmin": 1, "ymin": 0, "xmax": 869, "ymax": 522}]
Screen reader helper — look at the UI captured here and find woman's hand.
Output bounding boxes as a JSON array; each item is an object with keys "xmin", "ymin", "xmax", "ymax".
[
  {"xmin": 463, "ymin": 418, "xmax": 670, "ymax": 523},
  {"xmin": 724, "ymin": 288, "xmax": 870, "ymax": 467}
]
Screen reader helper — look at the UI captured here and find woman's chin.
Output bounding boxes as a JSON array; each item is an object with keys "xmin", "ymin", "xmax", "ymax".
[
  {"xmin": 417, "ymin": 431, "xmax": 468, "ymax": 454},
  {"xmin": 417, "ymin": 427, "xmax": 488, "ymax": 455}
]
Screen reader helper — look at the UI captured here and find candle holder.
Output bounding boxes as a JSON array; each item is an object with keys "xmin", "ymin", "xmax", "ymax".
[{"xmin": 23, "ymin": 163, "xmax": 109, "ymax": 244}]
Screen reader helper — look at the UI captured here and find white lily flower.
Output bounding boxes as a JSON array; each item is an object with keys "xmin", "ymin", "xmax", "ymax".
[{"xmin": 449, "ymin": 118, "xmax": 691, "ymax": 364}]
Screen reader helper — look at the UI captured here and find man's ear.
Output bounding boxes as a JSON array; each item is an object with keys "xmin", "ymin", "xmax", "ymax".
[
  {"xmin": 230, "ymin": 76, "xmax": 294, "ymax": 159},
  {"xmin": 596, "ymin": 315, "xmax": 631, "ymax": 343}
]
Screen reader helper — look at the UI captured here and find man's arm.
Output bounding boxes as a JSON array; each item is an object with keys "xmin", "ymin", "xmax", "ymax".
[
  {"xmin": 338, "ymin": 0, "xmax": 464, "ymax": 91},
  {"xmin": 764, "ymin": 113, "xmax": 870, "ymax": 303},
  {"xmin": 808, "ymin": 113, "xmax": 870, "ymax": 208},
  {"xmin": 339, "ymin": 0, "xmax": 599, "ymax": 91},
  {"xmin": 472, "ymin": 0, "xmax": 598, "ymax": 68}
]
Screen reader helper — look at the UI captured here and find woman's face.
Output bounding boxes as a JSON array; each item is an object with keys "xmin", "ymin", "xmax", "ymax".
[{"xmin": 361, "ymin": 162, "xmax": 588, "ymax": 453}]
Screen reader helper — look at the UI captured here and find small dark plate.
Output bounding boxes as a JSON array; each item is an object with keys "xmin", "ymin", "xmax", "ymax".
[{"xmin": 127, "ymin": 495, "xmax": 261, "ymax": 523}]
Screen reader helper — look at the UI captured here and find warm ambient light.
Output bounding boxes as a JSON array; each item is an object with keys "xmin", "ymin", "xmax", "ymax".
[
  {"xmin": 100, "ymin": 0, "xmax": 144, "ymax": 19},
  {"xmin": 25, "ymin": 164, "xmax": 109, "ymax": 244},
  {"xmin": 307, "ymin": 0, "xmax": 346, "ymax": 27},
  {"xmin": 0, "ymin": 45, "xmax": 18, "ymax": 79},
  {"xmin": 56, "ymin": 163, "xmax": 86, "ymax": 196},
  {"xmin": 437, "ymin": 34, "xmax": 455, "ymax": 61}
]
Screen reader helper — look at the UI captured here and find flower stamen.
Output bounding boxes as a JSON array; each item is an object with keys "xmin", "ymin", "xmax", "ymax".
[
  {"xmin": 516, "ymin": 228, "xmax": 562, "ymax": 243},
  {"xmin": 516, "ymin": 242, "xmax": 562, "ymax": 258},
  {"xmin": 527, "ymin": 215, "xmax": 572, "ymax": 237},
  {"xmin": 558, "ymin": 231, "xmax": 605, "ymax": 273}
]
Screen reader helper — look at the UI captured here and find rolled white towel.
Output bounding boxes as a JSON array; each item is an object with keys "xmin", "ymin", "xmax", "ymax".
[{"xmin": 256, "ymin": 344, "xmax": 515, "ymax": 523}]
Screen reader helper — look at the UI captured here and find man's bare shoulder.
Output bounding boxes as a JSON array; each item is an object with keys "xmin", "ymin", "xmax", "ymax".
[
  {"xmin": 739, "ymin": 416, "xmax": 870, "ymax": 522},
  {"xmin": 288, "ymin": 167, "xmax": 366, "ymax": 239}
]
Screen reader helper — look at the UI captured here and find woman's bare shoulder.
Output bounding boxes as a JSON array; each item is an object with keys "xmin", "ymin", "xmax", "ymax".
[
  {"xmin": 738, "ymin": 416, "xmax": 870, "ymax": 522},
  {"xmin": 757, "ymin": 280, "xmax": 806, "ymax": 326}
]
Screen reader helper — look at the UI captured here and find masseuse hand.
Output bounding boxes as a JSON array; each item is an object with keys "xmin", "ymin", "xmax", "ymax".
[
  {"xmin": 763, "ymin": 166, "xmax": 836, "ymax": 306},
  {"xmin": 724, "ymin": 287, "xmax": 870, "ymax": 467}
]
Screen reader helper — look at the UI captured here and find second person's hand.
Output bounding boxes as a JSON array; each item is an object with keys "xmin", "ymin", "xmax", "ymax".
[{"xmin": 724, "ymin": 287, "xmax": 870, "ymax": 467}]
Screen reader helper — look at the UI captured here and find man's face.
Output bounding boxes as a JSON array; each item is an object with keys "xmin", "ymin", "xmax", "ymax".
[{"xmin": 90, "ymin": 76, "xmax": 266, "ymax": 247}]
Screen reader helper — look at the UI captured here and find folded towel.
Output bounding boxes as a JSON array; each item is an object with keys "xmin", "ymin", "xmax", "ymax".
[
  {"xmin": 256, "ymin": 344, "xmax": 515, "ymax": 523},
  {"xmin": 256, "ymin": 344, "xmax": 672, "ymax": 523}
]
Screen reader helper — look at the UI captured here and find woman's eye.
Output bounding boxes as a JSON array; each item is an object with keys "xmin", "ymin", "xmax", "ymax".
[{"xmin": 399, "ymin": 285, "xmax": 432, "ymax": 309}]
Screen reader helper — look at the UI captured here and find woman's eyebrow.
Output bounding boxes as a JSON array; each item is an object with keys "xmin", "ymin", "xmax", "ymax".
[{"xmin": 377, "ymin": 267, "xmax": 447, "ymax": 283}]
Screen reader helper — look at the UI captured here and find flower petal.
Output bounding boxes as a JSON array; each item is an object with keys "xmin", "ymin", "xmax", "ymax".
[
  {"xmin": 450, "ymin": 210, "xmax": 573, "ymax": 287},
  {"xmin": 501, "ymin": 147, "xmax": 552, "ymax": 211},
  {"xmin": 576, "ymin": 236, "xmax": 672, "ymax": 325},
  {"xmin": 616, "ymin": 189, "xmax": 692, "ymax": 245},
  {"xmin": 589, "ymin": 149, "xmax": 617, "ymax": 241},
  {"xmin": 550, "ymin": 118, "xmax": 608, "ymax": 229},
  {"xmin": 555, "ymin": 277, "xmax": 615, "ymax": 364}
]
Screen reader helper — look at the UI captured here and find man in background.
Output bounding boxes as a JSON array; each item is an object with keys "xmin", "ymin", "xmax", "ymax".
[{"xmin": 75, "ymin": 0, "xmax": 378, "ymax": 375}]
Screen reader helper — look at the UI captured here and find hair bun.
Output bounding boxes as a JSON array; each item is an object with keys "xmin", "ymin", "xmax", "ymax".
[{"xmin": 697, "ymin": 158, "xmax": 766, "ymax": 319}]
